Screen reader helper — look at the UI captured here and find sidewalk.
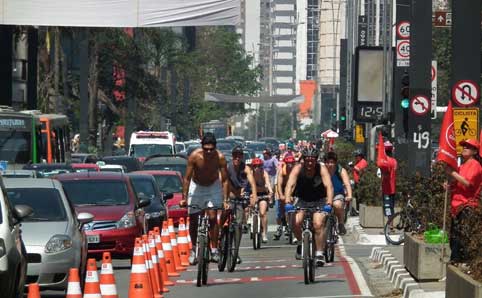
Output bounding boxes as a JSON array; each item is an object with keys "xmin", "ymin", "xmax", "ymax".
[{"xmin": 346, "ymin": 216, "xmax": 446, "ymax": 298}]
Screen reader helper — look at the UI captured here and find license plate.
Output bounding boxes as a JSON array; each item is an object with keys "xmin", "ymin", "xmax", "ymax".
[{"xmin": 87, "ymin": 235, "xmax": 100, "ymax": 244}]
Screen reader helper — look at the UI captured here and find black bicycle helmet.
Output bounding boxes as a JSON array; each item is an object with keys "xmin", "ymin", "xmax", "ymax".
[
  {"xmin": 232, "ymin": 146, "xmax": 244, "ymax": 156},
  {"xmin": 301, "ymin": 147, "xmax": 319, "ymax": 159}
]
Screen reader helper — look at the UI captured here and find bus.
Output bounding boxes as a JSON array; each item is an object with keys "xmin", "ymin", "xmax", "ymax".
[
  {"xmin": 200, "ymin": 120, "xmax": 231, "ymax": 139},
  {"xmin": 0, "ymin": 107, "xmax": 41, "ymax": 168}
]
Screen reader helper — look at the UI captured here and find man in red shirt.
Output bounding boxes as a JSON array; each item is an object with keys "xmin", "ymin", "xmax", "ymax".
[
  {"xmin": 353, "ymin": 150, "xmax": 368, "ymax": 184},
  {"xmin": 376, "ymin": 141, "xmax": 397, "ymax": 219}
]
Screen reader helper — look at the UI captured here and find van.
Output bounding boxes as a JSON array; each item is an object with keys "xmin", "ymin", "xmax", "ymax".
[{"xmin": 128, "ymin": 131, "xmax": 176, "ymax": 161}]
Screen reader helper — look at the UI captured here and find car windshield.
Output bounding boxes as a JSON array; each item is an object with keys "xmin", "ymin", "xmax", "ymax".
[
  {"xmin": 131, "ymin": 179, "xmax": 157, "ymax": 200},
  {"xmin": 130, "ymin": 144, "xmax": 172, "ymax": 158},
  {"xmin": 61, "ymin": 180, "xmax": 129, "ymax": 206},
  {"xmin": 154, "ymin": 175, "xmax": 182, "ymax": 193},
  {"xmin": 246, "ymin": 143, "xmax": 267, "ymax": 151},
  {"xmin": 100, "ymin": 167, "xmax": 124, "ymax": 173},
  {"xmin": 216, "ymin": 143, "xmax": 232, "ymax": 151},
  {"xmin": 143, "ymin": 164, "xmax": 186, "ymax": 177},
  {"xmin": 175, "ymin": 144, "xmax": 185, "ymax": 152},
  {"xmin": 37, "ymin": 169, "xmax": 72, "ymax": 177},
  {"xmin": 7, "ymin": 188, "xmax": 67, "ymax": 221}
]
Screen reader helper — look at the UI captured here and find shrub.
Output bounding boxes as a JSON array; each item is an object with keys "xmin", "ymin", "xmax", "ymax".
[
  {"xmin": 457, "ymin": 205, "xmax": 482, "ymax": 282},
  {"xmin": 356, "ymin": 163, "xmax": 381, "ymax": 206}
]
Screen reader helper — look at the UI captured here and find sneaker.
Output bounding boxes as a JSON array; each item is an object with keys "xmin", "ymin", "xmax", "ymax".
[
  {"xmin": 210, "ymin": 251, "xmax": 220, "ymax": 263},
  {"xmin": 237, "ymin": 256, "xmax": 242, "ymax": 264},
  {"xmin": 273, "ymin": 226, "xmax": 282, "ymax": 240},
  {"xmin": 189, "ymin": 249, "xmax": 198, "ymax": 265},
  {"xmin": 242, "ymin": 224, "xmax": 249, "ymax": 234},
  {"xmin": 295, "ymin": 245, "xmax": 302, "ymax": 260},
  {"xmin": 315, "ymin": 254, "xmax": 325, "ymax": 267},
  {"xmin": 292, "ymin": 237, "xmax": 298, "ymax": 244},
  {"xmin": 338, "ymin": 223, "xmax": 347, "ymax": 236},
  {"xmin": 262, "ymin": 235, "xmax": 268, "ymax": 243},
  {"xmin": 284, "ymin": 226, "xmax": 291, "ymax": 236}
]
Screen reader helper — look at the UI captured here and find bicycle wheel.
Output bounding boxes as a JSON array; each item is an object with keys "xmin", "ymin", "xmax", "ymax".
[
  {"xmin": 324, "ymin": 217, "xmax": 335, "ymax": 263},
  {"xmin": 202, "ymin": 234, "xmax": 209, "ymax": 285},
  {"xmin": 228, "ymin": 225, "xmax": 241, "ymax": 272},
  {"xmin": 384, "ymin": 212, "xmax": 407, "ymax": 245},
  {"xmin": 218, "ymin": 226, "xmax": 228, "ymax": 272},
  {"xmin": 302, "ymin": 231, "xmax": 311, "ymax": 285},
  {"xmin": 196, "ymin": 234, "xmax": 207, "ymax": 287},
  {"xmin": 309, "ymin": 234, "xmax": 315, "ymax": 283},
  {"xmin": 328, "ymin": 221, "xmax": 336, "ymax": 263},
  {"xmin": 252, "ymin": 214, "xmax": 259, "ymax": 250}
]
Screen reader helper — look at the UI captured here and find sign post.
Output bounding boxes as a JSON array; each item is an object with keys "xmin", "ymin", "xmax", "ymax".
[{"xmin": 431, "ymin": 61, "xmax": 437, "ymax": 119}]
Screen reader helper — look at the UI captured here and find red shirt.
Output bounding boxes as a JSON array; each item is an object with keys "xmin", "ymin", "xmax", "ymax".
[
  {"xmin": 378, "ymin": 156, "xmax": 397, "ymax": 195},
  {"xmin": 451, "ymin": 158, "xmax": 482, "ymax": 216},
  {"xmin": 353, "ymin": 158, "xmax": 368, "ymax": 183}
]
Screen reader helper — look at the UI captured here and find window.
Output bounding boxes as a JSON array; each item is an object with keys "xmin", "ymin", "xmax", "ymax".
[
  {"xmin": 62, "ymin": 180, "xmax": 129, "ymax": 206},
  {"xmin": 131, "ymin": 179, "xmax": 157, "ymax": 200},
  {"xmin": 130, "ymin": 144, "xmax": 173, "ymax": 158},
  {"xmin": 7, "ymin": 188, "xmax": 67, "ymax": 221},
  {"xmin": 154, "ymin": 175, "xmax": 182, "ymax": 194}
]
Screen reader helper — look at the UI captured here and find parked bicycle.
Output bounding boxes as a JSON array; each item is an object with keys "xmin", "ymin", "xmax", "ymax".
[
  {"xmin": 218, "ymin": 194, "xmax": 249, "ymax": 272},
  {"xmin": 249, "ymin": 194, "xmax": 271, "ymax": 250},
  {"xmin": 384, "ymin": 196, "xmax": 423, "ymax": 245}
]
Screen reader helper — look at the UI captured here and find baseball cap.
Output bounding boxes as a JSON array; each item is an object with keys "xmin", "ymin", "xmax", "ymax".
[
  {"xmin": 460, "ymin": 139, "xmax": 480, "ymax": 150},
  {"xmin": 384, "ymin": 141, "xmax": 394, "ymax": 151}
]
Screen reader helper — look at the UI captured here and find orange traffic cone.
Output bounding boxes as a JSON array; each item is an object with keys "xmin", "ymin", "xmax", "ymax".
[
  {"xmin": 168, "ymin": 218, "xmax": 186, "ymax": 272},
  {"xmin": 66, "ymin": 268, "xmax": 82, "ymax": 298},
  {"xmin": 177, "ymin": 217, "xmax": 190, "ymax": 267},
  {"xmin": 186, "ymin": 217, "xmax": 193, "ymax": 250},
  {"xmin": 153, "ymin": 227, "xmax": 174, "ymax": 286},
  {"xmin": 128, "ymin": 238, "xmax": 153, "ymax": 298},
  {"xmin": 142, "ymin": 235, "xmax": 162, "ymax": 298},
  {"xmin": 161, "ymin": 221, "xmax": 180, "ymax": 277},
  {"xmin": 27, "ymin": 283, "xmax": 40, "ymax": 298},
  {"xmin": 149, "ymin": 233, "xmax": 167, "ymax": 294},
  {"xmin": 84, "ymin": 258, "xmax": 102, "ymax": 298},
  {"xmin": 100, "ymin": 252, "xmax": 118, "ymax": 298}
]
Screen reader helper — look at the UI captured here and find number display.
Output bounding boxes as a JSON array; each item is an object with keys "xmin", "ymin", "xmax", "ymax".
[
  {"xmin": 413, "ymin": 131, "xmax": 430, "ymax": 149},
  {"xmin": 354, "ymin": 103, "xmax": 383, "ymax": 122}
]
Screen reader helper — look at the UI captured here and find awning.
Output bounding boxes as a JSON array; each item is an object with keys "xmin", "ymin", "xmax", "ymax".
[{"xmin": 205, "ymin": 92, "xmax": 304, "ymax": 104}]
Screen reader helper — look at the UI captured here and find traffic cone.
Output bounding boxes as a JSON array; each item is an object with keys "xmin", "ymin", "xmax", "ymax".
[
  {"xmin": 84, "ymin": 258, "xmax": 102, "ymax": 298},
  {"xmin": 153, "ymin": 227, "xmax": 174, "ymax": 286},
  {"xmin": 149, "ymin": 233, "xmax": 167, "ymax": 294},
  {"xmin": 168, "ymin": 218, "xmax": 186, "ymax": 272},
  {"xmin": 27, "ymin": 283, "xmax": 40, "ymax": 298},
  {"xmin": 161, "ymin": 221, "xmax": 180, "ymax": 277},
  {"xmin": 128, "ymin": 238, "xmax": 153, "ymax": 298},
  {"xmin": 99, "ymin": 252, "xmax": 118, "ymax": 298},
  {"xmin": 186, "ymin": 217, "xmax": 193, "ymax": 250},
  {"xmin": 142, "ymin": 235, "xmax": 161, "ymax": 298},
  {"xmin": 66, "ymin": 268, "xmax": 82, "ymax": 298},
  {"xmin": 177, "ymin": 218, "xmax": 190, "ymax": 267}
]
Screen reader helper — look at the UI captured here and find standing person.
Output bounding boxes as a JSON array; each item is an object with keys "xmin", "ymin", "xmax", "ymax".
[
  {"xmin": 250, "ymin": 157, "xmax": 273, "ymax": 243},
  {"xmin": 262, "ymin": 148, "xmax": 278, "ymax": 205},
  {"xmin": 180, "ymin": 132, "xmax": 229, "ymax": 264},
  {"xmin": 377, "ymin": 140, "xmax": 398, "ymax": 222},
  {"xmin": 274, "ymin": 155, "xmax": 297, "ymax": 240},
  {"xmin": 323, "ymin": 152, "xmax": 353, "ymax": 235},
  {"xmin": 350, "ymin": 150, "xmax": 368, "ymax": 213},
  {"xmin": 445, "ymin": 139, "xmax": 482, "ymax": 263}
]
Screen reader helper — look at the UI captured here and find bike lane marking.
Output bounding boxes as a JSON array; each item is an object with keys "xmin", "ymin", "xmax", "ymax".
[
  {"xmin": 174, "ymin": 273, "xmax": 346, "ymax": 285},
  {"xmin": 337, "ymin": 238, "xmax": 372, "ymax": 296}
]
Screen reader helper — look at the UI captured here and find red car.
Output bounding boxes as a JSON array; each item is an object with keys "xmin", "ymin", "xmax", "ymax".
[
  {"xmin": 133, "ymin": 170, "xmax": 185, "ymax": 226},
  {"xmin": 56, "ymin": 172, "xmax": 150, "ymax": 258}
]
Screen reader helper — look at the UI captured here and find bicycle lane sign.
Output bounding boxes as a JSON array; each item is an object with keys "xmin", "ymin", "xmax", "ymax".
[{"xmin": 453, "ymin": 107, "xmax": 479, "ymax": 154}]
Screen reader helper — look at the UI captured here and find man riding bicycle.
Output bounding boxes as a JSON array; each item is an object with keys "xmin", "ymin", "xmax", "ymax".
[
  {"xmin": 274, "ymin": 155, "xmax": 296, "ymax": 241},
  {"xmin": 284, "ymin": 147, "xmax": 334, "ymax": 266},
  {"xmin": 226, "ymin": 146, "xmax": 258, "ymax": 263},
  {"xmin": 180, "ymin": 133, "xmax": 229, "ymax": 264}
]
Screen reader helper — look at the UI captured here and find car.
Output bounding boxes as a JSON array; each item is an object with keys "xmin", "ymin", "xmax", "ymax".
[
  {"xmin": 127, "ymin": 173, "xmax": 171, "ymax": 232},
  {"xmin": 1, "ymin": 170, "xmax": 37, "ymax": 178},
  {"xmin": 100, "ymin": 156, "xmax": 142, "ymax": 173},
  {"xmin": 258, "ymin": 137, "xmax": 281, "ymax": 150},
  {"xmin": 98, "ymin": 164, "xmax": 126, "ymax": 173},
  {"xmin": 56, "ymin": 172, "xmax": 150, "ymax": 258},
  {"xmin": 186, "ymin": 144, "xmax": 201, "ymax": 157},
  {"xmin": 142, "ymin": 155, "xmax": 187, "ymax": 177},
  {"xmin": 71, "ymin": 153, "xmax": 98, "ymax": 164},
  {"xmin": 245, "ymin": 141, "xmax": 269, "ymax": 158},
  {"xmin": 133, "ymin": 170, "xmax": 185, "ymax": 226},
  {"xmin": 23, "ymin": 163, "xmax": 73, "ymax": 178},
  {"xmin": 175, "ymin": 142, "xmax": 186, "ymax": 154},
  {"xmin": 71, "ymin": 163, "xmax": 100, "ymax": 172},
  {"xmin": 4, "ymin": 178, "xmax": 93, "ymax": 290},
  {"xmin": 0, "ymin": 177, "xmax": 32, "ymax": 298}
]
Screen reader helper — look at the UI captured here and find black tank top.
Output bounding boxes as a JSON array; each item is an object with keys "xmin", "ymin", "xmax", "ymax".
[
  {"xmin": 295, "ymin": 163, "xmax": 327, "ymax": 202},
  {"xmin": 227, "ymin": 162, "xmax": 248, "ymax": 189}
]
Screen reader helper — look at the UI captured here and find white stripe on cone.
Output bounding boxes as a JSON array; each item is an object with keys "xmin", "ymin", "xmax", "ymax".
[
  {"xmin": 131, "ymin": 264, "xmax": 147, "ymax": 273},
  {"xmin": 100, "ymin": 284, "xmax": 117, "ymax": 295},
  {"xmin": 85, "ymin": 271, "xmax": 99, "ymax": 282},
  {"xmin": 83, "ymin": 294, "xmax": 101, "ymax": 298},
  {"xmin": 101, "ymin": 263, "xmax": 114, "ymax": 274},
  {"xmin": 67, "ymin": 282, "xmax": 82, "ymax": 294}
]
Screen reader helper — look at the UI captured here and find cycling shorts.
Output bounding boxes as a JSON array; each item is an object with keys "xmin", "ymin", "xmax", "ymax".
[
  {"xmin": 284, "ymin": 203, "xmax": 295, "ymax": 213},
  {"xmin": 275, "ymin": 200, "xmax": 286, "ymax": 219},
  {"xmin": 295, "ymin": 199, "xmax": 326, "ymax": 210},
  {"xmin": 333, "ymin": 194, "xmax": 345, "ymax": 202},
  {"xmin": 188, "ymin": 179, "xmax": 223, "ymax": 214}
]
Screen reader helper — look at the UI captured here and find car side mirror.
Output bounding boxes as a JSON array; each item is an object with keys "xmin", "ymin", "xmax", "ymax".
[
  {"xmin": 137, "ymin": 198, "xmax": 151, "ymax": 209},
  {"xmin": 163, "ymin": 193, "xmax": 174, "ymax": 201},
  {"xmin": 77, "ymin": 212, "xmax": 94, "ymax": 225},
  {"xmin": 14, "ymin": 205, "xmax": 33, "ymax": 220}
]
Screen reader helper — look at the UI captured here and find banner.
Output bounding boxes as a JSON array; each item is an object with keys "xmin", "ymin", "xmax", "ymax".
[{"xmin": 436, "ymin": 101, "xmax": 458, "ymax": 170}]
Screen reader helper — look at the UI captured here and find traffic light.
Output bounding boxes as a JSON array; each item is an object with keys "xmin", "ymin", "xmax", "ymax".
[
  {"xmin": 331, "ymin": 108, "xmax": 337, "ymax": 119},
  {"xmin": 400, "ymin": 72, "xmax": 409, "ymax": 136},
  {"xmin": 339, "ymin": 107, "xmax": 347, "ymax": 131}
]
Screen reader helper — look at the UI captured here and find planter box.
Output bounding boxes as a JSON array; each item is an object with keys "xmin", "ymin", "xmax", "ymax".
[
  {"xmin": 446, "ymin": 265, "xmax": 482, "ymax": 298},
  {"xmin": 359, "ymin": 204, "xmax": 400, "ymax": 228},
  {"xmin": 403, "ymin": 233, "xmax": 450, "ymax": 281}
]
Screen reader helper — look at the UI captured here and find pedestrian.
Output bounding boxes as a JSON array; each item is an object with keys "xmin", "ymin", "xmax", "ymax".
[
  {"xmin": 376, "ymin": 140, "xmax": 398, "ymax": 223},
  {"xmin": 444, "ymin": 139, "xmax": 482, "ymax": 263}
]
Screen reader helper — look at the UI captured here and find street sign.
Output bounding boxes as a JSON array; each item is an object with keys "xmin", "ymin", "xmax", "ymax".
[
  {"xmin": 453, "ymin": 108, "xmax": 479, "ymax": 154},
  {"xmin": 396, "ymin": 21, "xmax": 410, "ymax": 39},
  {"xmin": 410, "ymin": 95, "xmax": 430, "ymax": 116},
  {"xmin": 431, "ymin": 60, "xmax": 437, "ymax": 119},
  {"xmin": 358, "ymin": 16, "xmax": 368, "ymax": 46},
  {"xmin": 433, "ymin": 11, "xmax": 451, "ymax": 27},
  {"xmin": 396, "ymin": 40, "xmax": 410, "ymax": 67},
  {"xmin": 354, "ymin": 124, "xmax": 365, "ymax": 143},
  {"xmin": 451, "ymin": 80, "xmax": 480, "ymax": 107}
]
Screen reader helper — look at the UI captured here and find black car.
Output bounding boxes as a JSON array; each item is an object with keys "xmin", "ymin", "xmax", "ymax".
[
  {"xmin": 127, "ymin": 173, "xmax": 170, "ymax": 232},
  {"xmin": 71, "ymin": 153, "xmax": 98, "ymax": 164},
  {"xmin": 23, "ymin": 163, "xmax": 73, "ymax": 178},
  {"xmin": 101, "ymin": 156, "xmax": 142, "ymax": 173},
  {"xmin": 142, "ymin": 155, "xmax": 188, "ymax": 177}
]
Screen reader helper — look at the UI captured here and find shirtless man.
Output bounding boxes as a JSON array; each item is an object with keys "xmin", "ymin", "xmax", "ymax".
[{"xmin": 180, "ymin": 132, "xmax": 229, "ymax": 264}]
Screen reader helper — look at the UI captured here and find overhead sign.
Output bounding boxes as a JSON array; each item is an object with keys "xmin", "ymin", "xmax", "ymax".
[
  {"xmin": 451, "ymin": 80, "xmax": 480, "ymax": 107},
  {"xmin": 453, "ymin": 108, "xmax": 479, "ymax": 154},
  {"xmin": 355, "ymin": 124, "xmax": 365, "ymax": 143},
  {"xmin": 431, "ymin": 60, "xmax": 437, "ymax": 119},
  {"xmin": 396, "ymin": 40, "xmax": 410, "ymax": 67},
  {"xmin": 410, "ymin": 95, "xmax": 430, "ymax": 116},
  {"xmin": 396, "ymin": 21, "xmax": 410, "ymax": 39}
]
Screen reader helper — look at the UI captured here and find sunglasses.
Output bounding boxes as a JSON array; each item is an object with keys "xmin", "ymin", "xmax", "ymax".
[{"xmin": 232, "ymin": 154, "xmax": 243, "ymax": 159}]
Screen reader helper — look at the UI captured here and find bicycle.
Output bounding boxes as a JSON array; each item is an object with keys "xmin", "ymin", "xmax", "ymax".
[
  {"xmin": 189, "ymin": 201, "xmax": 220, "ymax": 287},
  {"xmin": 297, "ymin": 206, "xmax": 323, "ymax": 285},
  {"xmin": 284, "ymin": 199, "xmax": 298, "ymax": 245},
  {"xmin": 384, "ymin": 196, "xmax": 423, "ymax": 245},
  {"xmin": 324, "ymin": 207, "xmax": 338, "ymax": 263},
  {"xmin": 249, "ymin": 194, "xmax": 271, "ymax": 250},
  {"xmin": 218, "ymin": 194, "xmax": 249, "ymax": 272}
]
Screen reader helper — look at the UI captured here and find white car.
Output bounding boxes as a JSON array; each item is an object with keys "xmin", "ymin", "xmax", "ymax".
[{"xmin": 99, "ymin": 164, "xmax": 125, "ymax": 173}]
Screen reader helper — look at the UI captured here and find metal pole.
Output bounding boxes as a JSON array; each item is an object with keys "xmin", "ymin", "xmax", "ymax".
[
  {"xmin": 273, "ymin": 104, "xmax": 277, "ymax": 137},
  {"xmin": 255, "ymin": 103, "xmax": 259, "ymax": 140},
  {"xmin": 331, "ymin": 0, "xmax": 338, "ymax": 130},
  {"xmin": 382, "ymin": 0, "xmax": 387, "ymax": 113},
  {"xmin": 387, "ymin": 0, "xmax": 394, "ymax": 114}
]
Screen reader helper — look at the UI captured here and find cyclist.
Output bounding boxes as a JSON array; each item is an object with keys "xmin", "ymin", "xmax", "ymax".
[
  {"xmin": 274, "ymin": 155, "xmax": 297, "ymax": 241},
  {"xmin": 226, "ymin": 146, "xmax": 258, "ymax": 264},
  {"xmin": 180, "ymin": 132, "xmax": 229, "ymax": 264},
  {"xmin": 262, "ymin": 148, "xmax": 278, "ymax": 206},
  {"xmin": 323, "ymin": 151, "xmax": 353, "ymax": 235},
  {"xmin": 285, "ymin": 147, "xmax": 334, "ymax": 266},
  {"xmin": 249, "ymin": 157, "xmax": 274, "ymax": 243}
]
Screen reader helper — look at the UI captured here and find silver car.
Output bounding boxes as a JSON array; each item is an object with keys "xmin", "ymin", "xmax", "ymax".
[{"xmin": 4, "ymin": 178, "xmax": 93, "ymax": 290}]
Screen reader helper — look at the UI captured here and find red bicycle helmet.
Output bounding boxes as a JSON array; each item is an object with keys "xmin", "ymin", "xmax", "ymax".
[
  {"xmin": 251, "ymin": 157, "xmax": 264, "ymax": 166},
  {"xmin": 283, "ymin": 155, "xmax": 296, "ymax": 164}
]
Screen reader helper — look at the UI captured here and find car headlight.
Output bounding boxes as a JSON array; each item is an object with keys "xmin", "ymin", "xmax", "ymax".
[
  {"xmin": 117, "ymin": 211, "xmax": 136, "ymax": 229},
  {"xmin": 145, "ymin": 212, "xmax": 160, "ymax": 219},
  {"xmin": 45, "ymin": 235, "xmax": 72, "ymax": 253}
]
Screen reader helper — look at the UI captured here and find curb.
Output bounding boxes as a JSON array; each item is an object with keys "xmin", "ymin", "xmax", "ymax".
[
  {"xmin": 347, "ymin": 217, "xmax": 372, "ymax": 244},
  {"xmin": 369, "ymin": 247, "xmax": 445, "ymax": 298}
]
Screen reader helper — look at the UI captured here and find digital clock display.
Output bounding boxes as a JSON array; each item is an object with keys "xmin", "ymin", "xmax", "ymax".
[{"xmin": 354, "ymin": 102, "xmax": 383, "ymax": 122}]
